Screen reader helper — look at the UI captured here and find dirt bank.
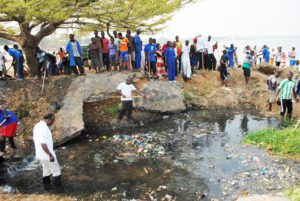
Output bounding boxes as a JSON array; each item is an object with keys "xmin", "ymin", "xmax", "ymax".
[
  {"xmin": 0, "ymin": 76, "xmax": 73, "ymax": 149},
  {"xmin": 184, "ymin": 67, "xmax": 300, "ymax": 118}
]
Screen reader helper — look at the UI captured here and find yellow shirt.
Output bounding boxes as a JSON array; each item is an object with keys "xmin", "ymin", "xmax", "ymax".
[{"xmin": 176, "ymin": 41, "xmax": 182, "ymax": 50}]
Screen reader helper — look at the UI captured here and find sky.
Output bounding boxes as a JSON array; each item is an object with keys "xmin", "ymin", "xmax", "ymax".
[{"xmin": 157, "ymin": 0, "xmax": 300, "ymax": 38}]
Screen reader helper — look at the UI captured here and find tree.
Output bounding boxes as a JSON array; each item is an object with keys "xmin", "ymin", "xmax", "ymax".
[{"xmin": 0, "ymin": 0, "xmax": 195, "ymax": 75}]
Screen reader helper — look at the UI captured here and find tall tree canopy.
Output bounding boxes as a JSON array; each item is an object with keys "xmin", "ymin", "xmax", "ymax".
[{"xmin": 0, "ymin": 0, "xmax": 195, "ymax": 75}]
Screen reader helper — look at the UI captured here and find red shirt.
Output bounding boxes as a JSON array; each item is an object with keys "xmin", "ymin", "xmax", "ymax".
[
  {"xmin": 102, "ymin": 37, "xmax": 110, "ymax": 54},
  {"xmin": 162, "ymin": 44, "xmax": 168, "ymax": 53}
]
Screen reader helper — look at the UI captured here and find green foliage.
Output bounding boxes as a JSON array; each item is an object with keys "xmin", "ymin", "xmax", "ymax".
[
  {"xmin": 0, "ymin": 0, "xmax": 197, "ymax": 37},
  {"xmin": 103, "ymin": 103, "xmax": 119, "ymax": 118},
  {"xmin": 245, "ymin": 126, "xmax": 300, "ymax": 158},
  {"xmin": 285, "ymin": 186, "xmax": 300, "ymax": 201}
]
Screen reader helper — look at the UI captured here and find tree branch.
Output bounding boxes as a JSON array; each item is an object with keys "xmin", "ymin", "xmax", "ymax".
[
  {"xmin": 0, "ymin": 32, "xmax": 19, "ymax": 42},
  {"xmin": 34, "ymin": 21, "xmax": 64, "ymax": 43}
]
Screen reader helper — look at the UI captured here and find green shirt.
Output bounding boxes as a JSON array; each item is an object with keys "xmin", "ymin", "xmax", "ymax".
[{"xmin": 279, "ymin": 79, "xmax": 296, "ymax": 100}]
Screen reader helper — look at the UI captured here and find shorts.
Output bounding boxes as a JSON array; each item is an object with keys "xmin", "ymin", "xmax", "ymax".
[
  {"xmin": 40, "ymin": 158, "xmax": 61, "ymax": 177},
  {"xmin": 1, "ymin": 122, "xmax": 18, "ymax": 137},
  {"xmin": 220, "ymin": 70, "xmax": 228, "ymax": 81},
  {"xmin": 120, "ymin": 51, "xmax": 129, "ymax": 61},
  {"xmin": 290, "ymin": 60, "xmax": 296, "ymax": 66},
  {"xmin": 110, "ymin": 54, "xmax": 116, "ymax": 66},
  {"xmin": 243, "ymin": 68, "xmax": 251, "ymax": 78},
  {"xmin": 268, "ymin": 90, "xmax": 276, "ymax": 103}
]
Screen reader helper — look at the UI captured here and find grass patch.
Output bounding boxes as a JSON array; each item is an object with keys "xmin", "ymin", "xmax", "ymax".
[
  {"xmin": 197, "ymin": 110, "xmax": 207, "ymax": 117},
  {"xmin": 103, "ymin": 103, "xmax": 120, "ymax": 118},
  {"xmin": 285, "ymin": 186, "xmax": 300, "ymax": 201},
  {"xmin": 245, "ymin": 126, "xmax": 300, "ymax": 158}
]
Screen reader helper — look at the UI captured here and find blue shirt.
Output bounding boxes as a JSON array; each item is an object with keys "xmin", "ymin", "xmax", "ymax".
[
  {"xmin": 0, "ymin": 109, "xmax": 18, "ymax": 127},
  {"xmin": 165, "ymin": 47, "xmax": 175, "ymax": 61},
  {"xmin": 133, "ymin": 34, "xmax": 143, "ymax": 52},
  {"xmin": 226, "ymin": 47, "xmax": 235, "ymax": 57},
  {"xmin": 262, "ymin": 48, "xmax": 270, "ymax": 59},
  {"xmin": 8, "ymin": 48, "xmax": 22, "ymax": 59},
  {"xmin": 144, "ymin": 44, "xmax": 156, "ymax": 62}
]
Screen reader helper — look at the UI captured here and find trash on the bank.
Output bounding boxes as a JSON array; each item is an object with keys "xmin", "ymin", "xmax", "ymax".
[
  {"xmin": 143, "ymin": 167, "xmax": 149, "ymax": 174},
  {"xmin": 164, "ymin": 194, "xmax": 172, "ymax": 200},
  {"xmin": 111, "ymin": 187, "xmax": 117, "ymax": 191}
]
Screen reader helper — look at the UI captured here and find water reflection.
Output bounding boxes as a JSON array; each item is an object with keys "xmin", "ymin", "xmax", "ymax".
[{"xmin": 240, "ymin": 114, "xmax": 249, "ymax": 133}]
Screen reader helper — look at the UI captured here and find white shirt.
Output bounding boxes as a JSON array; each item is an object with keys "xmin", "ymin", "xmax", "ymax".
[
  {"xmin": 174, "ymin": 47, "xmax": 178, "ymax": 58},
  {"xmin": 0, "ymin": 51, "xmax": 4, "ymax": 71},
  {"xmin": 276, "ymin": 52, "xmax": 282, "ymax": 62},
  {"xmin": 117, "ymin": 82, "xmax": 136, "ymax": 101},
  {"xmin": 289, "ymin": 50, "xmax": 296, "ymax": 60},
  {"xmin": 33, "ymin": 121, "xmax": 56, "ymax": 160},
  {"xmin": 181, "ymin": 45, "xmax": 190, "ymax": 61},
  {"xmin": 205, "ymin": 40, "xmax": 214, "ymax": 54},
  {"xmin": 196, "ymin": 36, "xmax": 205, "ymax": 51},
  {"xmin": 71, "ymin": 42, "xmax": 80, "ymax": 57}
]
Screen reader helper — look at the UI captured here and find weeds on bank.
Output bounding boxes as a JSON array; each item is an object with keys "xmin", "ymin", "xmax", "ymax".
[
  {"xmin": 245, "ymin": 121, "xmax": 300, "ymax": 158},
  {"xmin": 103, "ymin": 103, "xmax": 120, "ymax": 118},
  {"xmin": 285, "ymin": 185, "xmax": 300, "ymax": 201}
]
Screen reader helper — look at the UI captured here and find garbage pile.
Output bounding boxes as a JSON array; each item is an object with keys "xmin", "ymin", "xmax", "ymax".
[{"xmin": 110, "ymin": 132, "xmax": 167, "ymax": 162}]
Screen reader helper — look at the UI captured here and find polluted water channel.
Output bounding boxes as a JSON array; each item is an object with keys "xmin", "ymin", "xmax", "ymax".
[{"xmin": 1, "ymin": 110, "xmax": 299, "ymax": 201}]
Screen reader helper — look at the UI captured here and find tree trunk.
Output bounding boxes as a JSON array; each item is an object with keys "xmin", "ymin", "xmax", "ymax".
[{"xmin": 22, "ymin": 45, "xmax": 38, "ymax": 76}]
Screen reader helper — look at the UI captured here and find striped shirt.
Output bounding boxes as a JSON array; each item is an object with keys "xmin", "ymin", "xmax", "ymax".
[{"xmin": 279, "ymin": 79, "xmax": 296, "ymax": 100}]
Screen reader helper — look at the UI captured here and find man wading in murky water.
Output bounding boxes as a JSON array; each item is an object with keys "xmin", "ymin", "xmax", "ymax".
[
  {"xmin": 33, "ymin": 114, "xmax": 62, "ymax": 191},
  {"xmin": 275, "ymin": 71, "xmax": 299, "ymax": 121},
  {"xmin": 117, "ymin": 78, "xmax": 136, "ymax": 123}
]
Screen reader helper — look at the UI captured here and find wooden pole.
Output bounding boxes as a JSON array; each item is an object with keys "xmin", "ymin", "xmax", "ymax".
[
  {"xmin": 294, "ymin": 120, "xmax": 300, "ymax": 131},
  {"xmin": 0, "ymin": 118, "xmax": 7, "ymax": 127},
  {"xmin": 41, "ymin": 62, "xmax": 48, "ymax": 94}
]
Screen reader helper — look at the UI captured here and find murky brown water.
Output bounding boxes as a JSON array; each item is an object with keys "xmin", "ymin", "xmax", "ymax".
[{"xmin": 2, "ymin": 110, "xmax": 298, "ymax": 200}]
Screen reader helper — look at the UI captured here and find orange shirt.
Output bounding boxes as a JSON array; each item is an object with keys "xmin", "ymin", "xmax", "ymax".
[
  {"xmin": 119, "ymin": 37, "xmax": 129, "ymax": 52},
  {"xmin": 57, "ymin": 51, "xmax": 66, "ymax": 59}
]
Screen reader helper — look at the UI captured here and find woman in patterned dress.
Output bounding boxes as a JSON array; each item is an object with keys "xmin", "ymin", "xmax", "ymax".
[{"xmin": 155, "ymin": 44, "xmax": 166, "ymax": 79}]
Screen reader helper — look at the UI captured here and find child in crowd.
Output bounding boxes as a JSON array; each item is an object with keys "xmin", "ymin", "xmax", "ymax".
[
  {"xmin": 109, "ymin": 37, "xmax": 118, "ymax": 71},
  {"xmin": 220, "ymin": 50, "xmax": 230, "ymax": 89}
]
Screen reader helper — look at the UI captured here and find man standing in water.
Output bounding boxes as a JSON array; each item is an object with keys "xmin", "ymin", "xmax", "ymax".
[
  {"xmin": 117, "ymin": 78, "xmax": 136, "ymax": 123},
  {"xmin": 275, "ymin": 71, "xmax": 298, "ymax": 121},
  {"xmin": 33, "ymin": 114, "xmax": 61, "ymax": 191}
]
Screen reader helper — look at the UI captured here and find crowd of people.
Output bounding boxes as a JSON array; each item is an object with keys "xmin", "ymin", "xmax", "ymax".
[{"xmin": 1, "ymin": 29, "xmax": 299, "ymax": 87}]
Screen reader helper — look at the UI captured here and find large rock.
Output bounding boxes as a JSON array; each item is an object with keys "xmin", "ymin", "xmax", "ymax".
[
  {"xmin": 135, "ymin": 81, "xmax": 186, "ymax": 113},
  {"xmin": 55, "ymin": 73, "xmax": 132, "ymax": 144},
  {"xmin": 54, "ymin": 73, "xmax": 186, "ymax": 145}
]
